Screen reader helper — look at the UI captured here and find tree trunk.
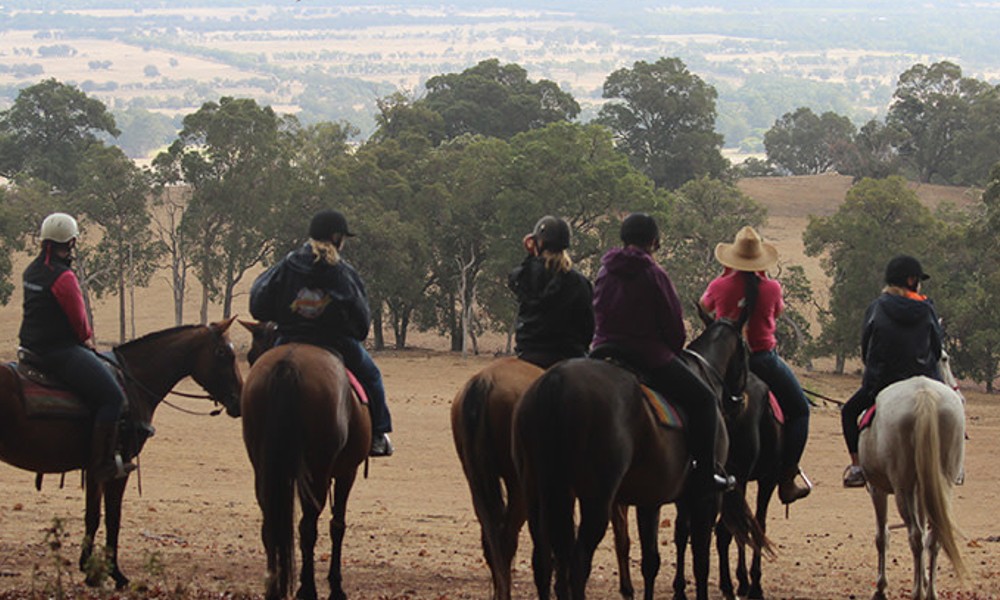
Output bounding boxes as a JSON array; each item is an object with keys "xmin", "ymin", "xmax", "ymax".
[
  {"xmin": 200, "ymin": 284, "xmax": 209, "ymax": 325},
  {"xmin": 372, "ymin": 308, "xmax": 385, "ymax": 351},
  {"xmin": 118, "ymin": 258, "xmax": 126, "ymax": 344},
  {"xmin": 397, "ymin": 311, "xmax": 409, "ymax": 349},
  {"xmin": 835, "ymin": 352, "xmax": 846, "ymax": 375}
]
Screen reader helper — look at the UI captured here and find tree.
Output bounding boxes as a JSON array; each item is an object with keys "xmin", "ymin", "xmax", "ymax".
[
  {"xmin": 421, "ymin": 59, "xmax": 580, "ymax": 141},
  {"xmin": 597, "ymin": 57, "xmax": 728, "ymax": 190},
  {"xmin": 0, "ymin": 79, "xmax": 119, "ymax": 191},
  {"xmin": 833, "ymin": 118, "xmax": 905, "ymax": 183},
  {"xmin": 149, "ymin": 150, "xmax": 192, "ymax": 326},
  {"xmin": 803, "ymin": 177, "xmax": 938, "ymax": 372},
  {"xmin": 162, "ymin": 97, "xmax": 296, "ymax": 321},
  {"xmin": 886, "ymin": 61, "xmax": 993, "ymax": 184},
  {"xmin": 763, "ymin": 107, "xmax": 856, "ymax": 175},
  {"xmin": 73, "ymin": 145, "xmax": 162, "ymax": 342}
]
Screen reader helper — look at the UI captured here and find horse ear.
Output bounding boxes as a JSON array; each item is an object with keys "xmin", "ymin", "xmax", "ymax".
[
  {"xmin": 211, "ymin": 315, "xmax": 238, "ymax": 334},
  {"xmin": 237, "ymin": 319, "xmax": 259, "ymax": 333}
]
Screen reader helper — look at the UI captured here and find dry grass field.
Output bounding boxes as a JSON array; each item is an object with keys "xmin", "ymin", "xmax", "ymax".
[{"xmin": 0, "ymin": 174, "xmax": 997, "ymax": 599}]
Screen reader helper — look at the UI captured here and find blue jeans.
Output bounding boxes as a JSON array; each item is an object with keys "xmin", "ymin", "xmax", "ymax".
[
  {"xmin": 332, "ymin": 338, "xmax": 392, "ymax": 435},
  {"xmin": 749, "ymin": 349, "xmax": 810, "ymax": 469},
  {"xmin": 42, "ymin": 345, "xmax": 126, "ymax": 423}
]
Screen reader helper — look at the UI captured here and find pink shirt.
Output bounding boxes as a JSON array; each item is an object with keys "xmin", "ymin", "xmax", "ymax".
[{"xmin": 701, "ymin": 268, "xmax": 783, "ymax": 353}]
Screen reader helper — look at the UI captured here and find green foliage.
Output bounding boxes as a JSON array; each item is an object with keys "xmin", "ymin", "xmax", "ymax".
[
  {"xmin": 833, "ymin": 118, "xmax": 905, "ymax": 183},
  {"xmin": 110, "ymin": 106, "xmax": 179, "ymax": 159},
  {"xmin": 421, "ymin": 58, "xmax": 580, "ymax": 141},
  {"xmin": 0, "ymin": 78, "xmax": 119, "ymax": 192},
  {"xmin": 764, "ymin": 107, "xmax": 856, "ymax": 175},
  {"xmin": 598, "ymin": 57, "xmax": 728, "ymax": 190},
  {"xmin": 803, "ymin": 176, "xmax": 937, "ymax": 368}
]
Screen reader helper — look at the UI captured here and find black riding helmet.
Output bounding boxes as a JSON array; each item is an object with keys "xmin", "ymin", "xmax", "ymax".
[
  {"xmin": 532, "ymin": 216, "xmax": 571, "ymax": 252},
  {"xmin": 620, "ymin": 212, "xmax": 659, "ymax": 247},
  {"xmin": 885, "ymin": 255, "xmax": 929, "ymax": 287}
]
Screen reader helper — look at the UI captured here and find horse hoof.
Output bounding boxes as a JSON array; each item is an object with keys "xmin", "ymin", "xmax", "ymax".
[{"xmin": 114, "ymin": 574, "xmax": 130, "ymax": 590}]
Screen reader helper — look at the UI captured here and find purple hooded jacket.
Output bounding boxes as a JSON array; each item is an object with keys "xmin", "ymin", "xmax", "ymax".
[{"xmin": 591, "ymin": 246, "xmax": 686, "ymax": 369}]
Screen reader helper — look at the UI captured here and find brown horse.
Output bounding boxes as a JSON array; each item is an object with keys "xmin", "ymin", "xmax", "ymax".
[
  {"xmin": 242, "ymin": 342, "xmax": 371, "ymax": 600},
  {"xmin": 513, "ymin": 318, "xmax": 768, "ymax": 600},
  {"xmin": 0, "ymin": 318, "xmax": 243, "ymax": 589}
]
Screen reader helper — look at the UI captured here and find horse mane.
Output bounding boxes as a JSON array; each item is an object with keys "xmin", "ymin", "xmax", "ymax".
[{"xmin": 114, "ymin": 324, "xmax": 205, "ymax": 352}]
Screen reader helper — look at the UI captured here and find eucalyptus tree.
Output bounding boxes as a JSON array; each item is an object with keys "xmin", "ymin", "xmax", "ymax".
[
  {"xmin": 161, "ymin": 97, "xmax": 298, "ymax": 322},
  {"xmin": 764, "ymin": 107, "xmax": 856, "ymax": 175},
  {"xmin": 73, "ymin": 145, "xmax": 162, "ymax": 342},
  {"xmin": 803, "ymin": 176, "xmax": 938, "ymax": 372},
  {"xmin": 597, "ymin": 57, "xmax": 727, "ymax": 190},
  {"xmin": 0, "ymin": 79, "xmax": 119, "ymax": 192}
]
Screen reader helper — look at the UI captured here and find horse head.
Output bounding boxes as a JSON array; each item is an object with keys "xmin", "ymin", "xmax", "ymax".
[
  {"xmin": 687, "ymin": 307, "xmax": 749, "ymax": 405},
  {"xmin": 239, "ymin": 319, "xmax": 279, "ymax": 366},
  {"xmin": 939, "ymin": 351, "xmax": 965, "ymax": 405},
  {"xmin": 190, "ymin": 316, "xmax": 243, "ymax": 417}
]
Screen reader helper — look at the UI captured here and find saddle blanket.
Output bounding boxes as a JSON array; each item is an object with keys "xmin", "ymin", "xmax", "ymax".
[
  {"xmin": 859, "ymin": 406, "xmax": 875, "ymax": 431},
  {"xmin": 767, "ymin": 391, "xmax": 784, "ymax": 425},
  {"xmin": 7, "ymin": 363, "xmax": 91, "ymax": 419},
  {"xmin": 345, "ymin": 369, "xmax": 368, "ymax": 405},
  {"xmin": 641, "ymin": 385, "xmax": 683, "ymax": 429}
]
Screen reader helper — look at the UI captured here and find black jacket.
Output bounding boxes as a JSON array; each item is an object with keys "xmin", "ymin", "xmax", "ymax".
[
  {"xmin": 508, "ymin": 255, "xmax": 594, "ymax": 359},
  {"xmin": 250, "ymin": 243, "xmax": 371, "ymax": 345},
  {"xmin": 19, "ymin": 252, "xmax": 79, "ymax": 353},
  {"xmin": 861, "ymin": 287, "xmax": 943, "ymax": 393}
]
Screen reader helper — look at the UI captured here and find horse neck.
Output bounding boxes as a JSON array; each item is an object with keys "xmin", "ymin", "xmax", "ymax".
[{"xmin": 117, "ymin": 330, "xmax": 201, "ymax": 414}]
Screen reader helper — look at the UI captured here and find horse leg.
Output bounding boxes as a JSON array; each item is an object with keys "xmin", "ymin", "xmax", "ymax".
[
  {"xmin": 570, "ymin": 494, "xmax": 613, "ymax": 600},
  {"xmin": 748, "ymin": 482, "xmax": 777, "ymax": 600},
  {"xmin": 79, "ymin": 478, "xmax": 102, "ymax": 587},
  {"xmin": 894, "ymin": 491, "xmax": 927, "ymax": 600},
  {"xmin": 672, "ymin": 498, "xmax": 691, "ymax": 600},
  {"xmin": 925, "ymin": 526, "xmax": 938, "ymax": 600},
  {"xmin": 689, "ymin": 492, "xmax": 720, "ymax": 600},
  {"xmin": 498, "ymin": 475, "xmax": 527, "ymax": 600},
  {"xmin": 635, "ymin": 505, "xmax": 661, "ymax": 600},
  {"xmin": 328, "ymin": 471, "xmax": 356, "ymax": 600},
  {"xmin": 296, "ymin": 483, "xmax": 325, "ymax": 600},
  {"xmin": 611, "ymin": 504, "xmax": 634, "ymax": 600},
  {"xmin": 870, "ymin": 487, "xmax": 889, "ymax": 600},
  {"xmin": 101, "ymin": 478, "xmax": 129, "ymax": 590},
  {"xmin": 526, "ymin": 501, "xmax": 554, "ymax": 600},
  {"xmin": 715, "ymin": 508, "xmax": 735, "ymax": 600}
]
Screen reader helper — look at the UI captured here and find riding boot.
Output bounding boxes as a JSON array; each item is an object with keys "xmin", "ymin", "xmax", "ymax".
[
  {"xmin": 692, "ymin": 460, "xmax": 736, "ymax": 494},
  {"xmin": 89, "ymin": 421, "xmax": 135, "ymax": 483},
  {"xmin": 778, "ymin": 465, "xmax": 812, "ymax": 504}
]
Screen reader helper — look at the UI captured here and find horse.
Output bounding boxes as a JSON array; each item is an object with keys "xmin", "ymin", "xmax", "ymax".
[
  {"xmin": 242, "ymin": 341, "xmax": 372, "ymax": 600},
  {"xmin": 858, "ymin": 352, "xmax": 967, "ymax": 600},
  {"xmin": 713, "ymin": 370, "xmax": 782, "ymax": 600},
  {"xmin": 0, "ymin": 318, "xmax": 243, "ymax": 589},
  {"xmin": 512, "ymin": 318, "xmax": 770, "ymax": 600}
]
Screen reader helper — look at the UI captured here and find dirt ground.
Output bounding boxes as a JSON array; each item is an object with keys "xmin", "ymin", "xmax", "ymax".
[{"xmin": 0, "ymin": 346, "xmax": 998, "ymax": 600}]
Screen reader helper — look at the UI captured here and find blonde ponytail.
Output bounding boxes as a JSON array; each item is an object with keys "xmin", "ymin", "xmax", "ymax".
[
  {"xmin": 309, "ymin": 238, "xmax": 341, "ymax": 266},
  {"xmin": 543, "ymin": 249, "xmax": 573, "ymax": 274}
]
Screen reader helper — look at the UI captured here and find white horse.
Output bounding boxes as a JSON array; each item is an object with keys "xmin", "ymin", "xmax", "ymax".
[{"xmin": 858, "ymin": 353, "xmax": 967, "ymax": 600}]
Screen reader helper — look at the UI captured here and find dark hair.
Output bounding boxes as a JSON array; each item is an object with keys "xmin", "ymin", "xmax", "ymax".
[
  {"xmin": 620, "ymin": 213, "xmax": 659, "ymax": 247},
  {"xmin": 742, "ymin": 271, "xmax": 760, "ymax": 323}
]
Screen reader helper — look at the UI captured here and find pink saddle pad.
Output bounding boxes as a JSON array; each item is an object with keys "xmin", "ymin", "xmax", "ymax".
[{"xmin": 345, "ymin": 369, "xmax": 368, "ymax": 405}]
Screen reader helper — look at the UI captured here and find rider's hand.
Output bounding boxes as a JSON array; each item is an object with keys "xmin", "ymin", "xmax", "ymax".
[{"xmin": 83, "ymin": 337, "xmax": 96, "ymax": 350}]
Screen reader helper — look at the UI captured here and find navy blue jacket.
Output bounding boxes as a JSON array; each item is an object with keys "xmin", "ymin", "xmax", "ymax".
[
  {"xmin": 250, "ymin": 243, "xmax": 370, "ymax": 345},
  {"xmin": 861, "ymin": 287, "xmax": 943, "ymax": 393}
]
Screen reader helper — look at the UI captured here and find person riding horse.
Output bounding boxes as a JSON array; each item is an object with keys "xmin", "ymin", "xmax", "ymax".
[
  {"xmin": 249, "ymin": 209, "xmax": 394, "ymax": 457},
  {"xmin": 591, "ymin": 212, "xmax": 735, "ymax": 494},
  {"xmin": 507, "ymin": 215, "xmax": 594, "ymax": 369},
  {"xmin": 19, "ymin": 212, "xmax": 135, "ymax": 482},
  {"xmin": 700, "ymin": 226, "xmax": 812, "ymax": 505},
  {"xmin": 841, "ymin": 255, "xmax": 944, "ymax": 487}
]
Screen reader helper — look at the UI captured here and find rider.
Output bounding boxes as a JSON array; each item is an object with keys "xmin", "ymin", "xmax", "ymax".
[
  {"xmin": 507, "ymin": 216, "xmax": 594, "ymax": 369},
  {"xmin": 19, "ymin": 212, "xmax": 135, "ymax": 482},
  {"xmin": 700, "ymin": 226, "xmax": 812, "ymax": 505},
  {"xmin": 591, "ymin": 212, "xmax": 735, "ymax": 494},
  {"xmin": 841, "ymin": 255, "xmax": 943, "ymax": 487},
  {"xmin": 249, "ymin": 209, "xmax": 394, "ymax": 457}
]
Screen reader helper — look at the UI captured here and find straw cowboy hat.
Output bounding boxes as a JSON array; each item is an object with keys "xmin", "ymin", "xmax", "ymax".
[{"xmin": 714, "ymin": 226, "xmax": 779, "ymax": 272}]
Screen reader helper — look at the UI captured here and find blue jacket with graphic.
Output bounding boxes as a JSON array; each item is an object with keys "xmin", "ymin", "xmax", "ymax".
[{"xmin": 250, "ymin": 243, "xmax": 370, "ymax": 344}]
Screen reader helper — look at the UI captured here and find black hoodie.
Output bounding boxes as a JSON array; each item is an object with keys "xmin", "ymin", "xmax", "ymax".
[
  {"xmin": 861, "ymin": 287, "xmax": 943, "ymax": 392},
  {"xmin": 507, "ymin": 255, "xmax": 594, "ymax": 359}
]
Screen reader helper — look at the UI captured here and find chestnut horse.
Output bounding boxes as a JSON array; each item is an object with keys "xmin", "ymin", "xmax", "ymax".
[
  {"xmin": 0, "ymin": 318, "xmax": 243, "ymax": 589},
  {"xmin": 513, "ymin": 318, "xmax": 769, "ymax": 600},
  {"xmin": 242, "ymin": 342, "xmax": 371, "ymax": 600},
  {"xmin": 858, "ymin": 352, "xmax": 966, "ymax": 600}
]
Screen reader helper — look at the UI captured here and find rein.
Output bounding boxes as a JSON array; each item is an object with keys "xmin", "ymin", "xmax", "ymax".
[{"xmin": 93, "ymin": 349, "xmax": 223, "ymax": 417}]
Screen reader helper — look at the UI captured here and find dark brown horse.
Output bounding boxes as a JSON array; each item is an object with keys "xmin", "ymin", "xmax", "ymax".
[
  {"xmin": 513, "ymin": 318, "xmax": 769, "ymax": 600},
  {"xmin": 0, "ymin": 318, "xmax": 243, "ymax": 589},
  {"xmin": 242, "ymin": 342, "xmax": 371, "ymax": 600},
  {"xmin": 713, "ymin": 370, "xmax": 782, "ymax": 600}
]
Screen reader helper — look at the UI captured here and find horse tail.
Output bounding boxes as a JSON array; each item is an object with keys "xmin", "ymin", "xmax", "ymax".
[
  {"xmin": 720, "ymin": 490, "xmax": 775, "ymax": 558},
  {"xmin": 260, "ymin": 357, "xmax": 304, "ymax": 598},
  {"xmin": 516, "ymin": 369, "xmax": 576, "ymax": 566},
  {"xmin": 913, "ymin": 386, "xmax": 967, "ymax": 580},
  {"xmin": 457, "ymin": 374, "xmax": 508, "ymax": 566}
]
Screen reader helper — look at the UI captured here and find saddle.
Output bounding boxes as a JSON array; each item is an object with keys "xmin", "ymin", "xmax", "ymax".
[
  {"xmin": 11, "ymin": 347, "xmax": 125, "ymax": 420},
  {"xmin": 589, "ymin": 344, "xmax": 683, "ymax": 429}
]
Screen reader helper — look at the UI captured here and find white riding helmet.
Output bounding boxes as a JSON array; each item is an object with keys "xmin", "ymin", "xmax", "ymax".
[{"xmin": 40, "ymin": 212, "xmax": 79, "ymax": 243}]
